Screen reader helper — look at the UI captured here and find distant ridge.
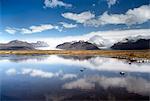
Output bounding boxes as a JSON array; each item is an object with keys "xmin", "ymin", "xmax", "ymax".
[
  {"xmin": 0, "ymin": 40, "xmax": 34, "ymax": 50},
  {"xmin": 56, "ymin": 40, "xmax": 100, "ymax": 50},
  {"xmin": 0, "ymin": 40, "xmax": 49, "ymax": 50},
  {"xmin": 111, "ymin": 36, "xmax": 150, "ymax": 50}
]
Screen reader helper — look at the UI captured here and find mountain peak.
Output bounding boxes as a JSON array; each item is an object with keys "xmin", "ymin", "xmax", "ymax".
[
  {"xmin": 56, "ymin": 41, "xmax": 100, "ymax": 50},
  {"xmin": 9, "ymin": 40, "xmax": 23, "ymax": 43},
  {"xmin": 88, "ymin": 35, "xmax": 111, "ymax": 48},
  {"xmin": 111, "ymin": 36, "xmax": 150, "ymax": 50}
]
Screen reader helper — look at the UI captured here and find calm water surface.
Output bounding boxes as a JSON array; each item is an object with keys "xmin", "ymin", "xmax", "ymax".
[{"xmin": 0, "ymin": 55, "xmax": 150, "ymax": 101}]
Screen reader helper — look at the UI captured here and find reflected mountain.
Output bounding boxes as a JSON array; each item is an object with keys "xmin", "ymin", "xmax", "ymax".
[
  {"xmin": 0, "ymin": 55, "xmax": 150, "ymax": 73},
  {"xmin": 57, "ymin": 55, "xmax": 96, "ymax": 60},
  {"xmin": 0, "ymin": 54, "xmax": 49, "ymax": 62}
]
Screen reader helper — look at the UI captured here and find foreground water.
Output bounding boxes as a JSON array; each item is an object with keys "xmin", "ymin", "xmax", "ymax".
[{"xmin": 0, "ymin": 55, "xmax": 150, "ymax": 101}]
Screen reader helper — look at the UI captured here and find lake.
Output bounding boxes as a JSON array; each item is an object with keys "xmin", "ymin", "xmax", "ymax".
[{"xmin": 0, "ymin": 55, "xmax": 150, "ymax": 101}]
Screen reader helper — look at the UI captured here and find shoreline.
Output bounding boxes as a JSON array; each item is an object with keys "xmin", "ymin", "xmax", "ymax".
[{"xmin": 0, "ymin": 50, "xmax": 150, "ymax": 59}]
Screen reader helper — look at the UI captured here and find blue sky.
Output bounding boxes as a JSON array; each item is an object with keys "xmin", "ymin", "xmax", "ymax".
[{"xmin": 0, "ymin": 0, "xmax": 150, "ymax": 42}]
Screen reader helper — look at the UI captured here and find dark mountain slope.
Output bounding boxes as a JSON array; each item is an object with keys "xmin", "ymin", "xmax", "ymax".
[{"xmin": 56, "ymin": 41, "xmax": 100, "ymax": 50}]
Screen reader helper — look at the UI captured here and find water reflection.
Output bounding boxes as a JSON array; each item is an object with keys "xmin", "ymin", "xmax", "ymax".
[
  {"xmin": 0, "ymin": 55, "xmax": 150, "ymax": 101},
  {"xmin": 6, "ymin": 68, "xmax": 77, "ymax": 80},
  {"xmin": 63, "ymin": 75, "xmax": 150, "ymax": 96},
  {"xmin": 58, "ymin": 55, "xmax": 96, "ymax": 60},
  {"xmin": 0, "ymin": 54, "xmax": 49, "ymax": 62},
  {"xmin": 1, "ymin": 55, "xmax": 150, "ymax": 73}
]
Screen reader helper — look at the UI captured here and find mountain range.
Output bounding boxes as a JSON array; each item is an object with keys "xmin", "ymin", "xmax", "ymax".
[
  {"xmin": 56, "ymin": 40, "xmax": 100, "ymax": 50},
  {"xmin": 56, "ymin": 35, "xmax": 150, "ymax": 50},
  {"xmin": 111, "ymin": 36, "xmax": 150, "ymax": 50},
  {"xmin": 0, "ymin": 40, "xmax": 49, "ymax": 50},
  {"xmin": 0, "ymin": 35, "xmax": 149, "ymax": 50}
]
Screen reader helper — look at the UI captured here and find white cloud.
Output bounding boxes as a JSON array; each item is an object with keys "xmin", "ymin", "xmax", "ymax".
[
  {"xmin": 21, "ymin": 24, "xmax": 59, "ymax": 34},
  {"xmin": 62, "ymin": 5, "xmax": 150, "ymax": 27},
  {"xmin": 30, "ymin": 25, "xmax": 55, "ymax": 32},
  {"xmin": 19, "ymin": 28, "xmax": 33, "ymax": 34},
  {"xmin": 5, "ymin": 24, "xmax": 60, "ymax": 34},
  {"xmin": 60, "ymin": 22, "xmax": 77, "ymax": 28},
  {"xmin": 107, "ymin": 0, "xmax": 117, "ymax": 8},
  {"xmin": 62, "ymin": 11, "xmax": 95, "ymax": 23},
  {"xmin": 85, "ymin": 5, "xmax": 150, "ymax": 27},
  {"xmin": 5, "ymin": 27, "xmax": 17, "ymax": 34},
  {"xmin": 44, "ymin": 0, "xmax": 72, "ymax": 8}
]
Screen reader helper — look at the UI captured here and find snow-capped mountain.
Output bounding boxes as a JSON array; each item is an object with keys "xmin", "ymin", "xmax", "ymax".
[
  {"xmin": 88, "ymin": 35, "xmax": 112, "ymax": 48},
  {"xmin": 111, "ymin": 35, "xmax": 150, "ymax": 50},
  {"xmin": 31, "ymin": 41, "xmax": 49, "ymax": 48}
]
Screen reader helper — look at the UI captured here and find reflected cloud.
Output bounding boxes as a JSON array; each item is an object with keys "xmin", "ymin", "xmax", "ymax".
[
  {"xmin": 2, "ymin": 55, "xmax": 150, "ymax": 101},
  {"xmin": 5, "ymin": 68, "xmax": 77, "ymax": 80},
  {"xmin": 63, "ymin": 75, "xmax": 150, "ymax": 96},
  {"xmin": 45, "ymin": 55, "xmax": 150, "ymax": 73},
  {"xmin": 1, "ymin": 55, "xmax": 150, "ymax": 73},
  {"xmin": 22, "ymin": 68, "xmax": 55, "ymax": 78},
  {"xmin": 62, "ymin": 74, "xmax": 77, "ymax": 80},
  {"xmin": 63, "ymin": 78, "xmax": 95, "ymax": 90},
  {"xmin": 6, "ymin": 68, "xmax": 17, "ymax": 75}
]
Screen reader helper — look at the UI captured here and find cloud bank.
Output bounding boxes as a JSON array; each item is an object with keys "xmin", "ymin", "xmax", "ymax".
[
  {"xmin": 5, "ymin": 27, "xmax": 17, "ymax": 34},
  {"xmin": 62, "ymin": 5, "xmax": 150, "ymax": 27},
  {"xmin": 62, "ymin": 11, "xmax": 95, "ymax": 23}
]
